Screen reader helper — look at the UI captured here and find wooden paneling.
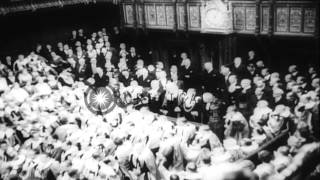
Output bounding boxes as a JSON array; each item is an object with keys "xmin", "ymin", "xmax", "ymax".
[
  {"xmin": 188, "ymin": 4, "xmax": 201, "ymax": 30},
  {"xmin": 232, "ymin": 2, "xmax": 257, "ymax": 33},
  {"xmin": 261, "ymin": 6, "xmax": 270, "ymax": 33},
  {"xmin": 177, "ymin": 4, "xmax": 186, "ymax": 30},
  {"xmin": 304, "ymin": 8, "xmax": 316, "ymax": 33},
  {"xmin": 121, "ymin": 0, "xmax": 318, "ymax": 37},
  {"xmin": 275, "ymin": 7, "xmax": 289, "ymax": 32}
]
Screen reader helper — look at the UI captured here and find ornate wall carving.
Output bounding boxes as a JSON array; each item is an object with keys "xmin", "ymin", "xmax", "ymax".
[{"xmin": 201, "ymin": 0, "xmax": 233, "ymax": 34}]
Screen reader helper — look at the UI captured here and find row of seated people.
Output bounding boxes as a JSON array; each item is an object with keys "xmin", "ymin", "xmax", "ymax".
[{"xmin": 0, "ymin": 27, "xmax": 319, "ymax": 180}]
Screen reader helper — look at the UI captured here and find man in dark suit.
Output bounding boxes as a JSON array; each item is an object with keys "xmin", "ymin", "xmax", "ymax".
[
  {"xmin": 95, "ymin": 46, "xmax": 106, "ymax": 71},
  {"xmin": 231, "ymin": 57, "xmax": 247, "ymax": 80},
  {"xmin": 127, "ymin": 47, "xmax": 139, "ymax": 71},
  {"xmin": 56, "ymin": 42, "xmax": 67, "ymax": 60},
  {"xmin": 220, "ymin": 65, "xmax": 234, "ymax": 88},
  {"xmin": 74, "ymin": 57, "xmax": 91, "ymax": 81},
  {"xmin": 180, "ymin": 58, "xmax": 195, "ymax": 90},
  {"xmin": 119, "ymin": 70, "xmax": 134, "ymax": 87},
  {"xmin": 202, "ymin": 62, "xmax": 225, "ymax": 96},
  {"xmin": 270, "ymin": 88, "xmax": 288, "ymax": 109},
  {"xmin": 246, "ymin": 50, "xmax": 258, "ymax": 66},
  {"xmin": 248, "ymin": 87, "xmax": 270, "ymax": 110},
  {"xmin": 104, "ymin": 41, "xmax": 118, "ymax": 66},
  {"xmin": 69, "ymin": 30, "xmax": 78, "ymax": 47},
  {"xmin": 86, "ymin": 67, "xmax": 109, "ymax": 87}
]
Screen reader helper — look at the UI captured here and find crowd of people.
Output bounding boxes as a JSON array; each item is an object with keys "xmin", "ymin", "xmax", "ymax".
[{"xmin": 0, "ymin": 27, "xmax": 319, "ymax": 180}]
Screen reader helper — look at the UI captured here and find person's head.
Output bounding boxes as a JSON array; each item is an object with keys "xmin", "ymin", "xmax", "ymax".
[
  {"xmin": 122, "ymin": 70, "xmax": 129, "ymax": 77},
  {"xmin": 97, "ymin": 31, "xmax": 103, "ymax": 37},
  {"xmin": 136, "ymin": 59, "xmax": 144, "ymax": 69},
  {"xmin": 288, "ymin": 65, "xmax": 298, "ymax": 74},
  {"xmin": 247, "ymin": 63, "xmax": 255, "ymax": 72},
  {"xmin": 68, "ymin": 57, "xmax": 76, "ymax": 66},
  {"xmin": 96, "ymin": 67, "xmax": 103, "ymax": 76},
  {"xmin": 255, "ymin": 88, "xmax": 264, "ymax": 97},
  {"xmin": 87, "ymin": 44, "xmax": 93, "ymax": 51},
  {"xmin": 130, "ymin": 80, "xmax": 138, "ymax": 87},
  {"xmin": 105, "ymin": 41, "xmax": 110, "ymax": 48},
  {"xmin": 101, "ymin": 47, "xmax": 107, "ymax": 54},
  {"xmin": 308, "ymin": 66, "xmax": 316, "ymax": 74},
  {"xmin": 57, "ymin": 42, "xmax": 63, "ymax": 48},
  {"xmin": 296, "ymin": 76, "xmax": 306, "ymax": 85},
  {"xmin": 170, "ymin": 65, "xmax": 178, "ymax": 73},
  {"xmin": 204, "ymin": 62, "xmax": 213, "ymax": 72},
  {"xmin": 292, "ymin": 84, "xmax": 302, "ymax": 94},
  {"xmin": 79, "ymin": 58, "xmax": 85, "ymax": 65},
  {"xmin": 255, "ymin": 79, "xmax": 265, "ymax": 89},
  {"xmin": 86, "ymin": 39, "xmax": 92, "ymax": 45},
  {"xmin": 311, "ymin": 78, "xmax": 319, "ymax": 89},
  {"xmin": 147, "ymin": 65, "xmax": 155, "ymax": 72},
  {"xmin": 72, "ymin": 30, "xmax": 77, "ymax": 36},
  {"xmin": 130, "ymin": 47, "xmax": 136, "ymax": 53},
  {"xmin": 248, "ymin": 50, "xmax": 255, "ymax": 58},
  {"xmin": 284, "ymin": 74, "xmax": 292, "ymax": 83},
  {"xmin": 63, "ymin": 44, "xmax": 69, "ymax": 50},
  {"xmin": 92, "ymin": 32, "xmax": 97, "ymax": 38},
  {"xmin": 18, "ymin": 54, "xmax": 24, "ymax": 60},
  {"xmin": 76, "ymin": 46, "xmax": 82, "ymax": 53},
  {"xmin": 95, "ymin": 43, "xmax": 102, "ymax": 50},
  {"xmin": 234, "ymin": 57, "xmax": 242, "ymax": 66},
  {"xmin": 103, "ymin": 35, "xmax": 109, "ymax": 42},
  {"xmin": 114, "ymin": 26, "xmax": 119, "ymax": 33},
  {"xmin": 187, "ymin": 88, "xmax": 196, "ymax": 97},
  {"xmin": 75, "ymin": 41, "xmax": 81, "ymax": 47},
  {"xmin": 181, "ymin": 52, "xmax": 187, "ymax": 59},
  {"xmin": 261, "ymin": 68, "xmax": 269, "ymax": 77},
  {"xmin": 156, "ymin": 61, "xmax": 164, "ymax": 70},
  {"xmin": 229, "ymin": 74, "xmax": 237, "ymax": 84},
  {"xmin": 5, "ymin": 56, "xmax": 12, "ymax": 63},
  {"xmin": 67, "ymin": 49, "xmax": 73, "ymax": 56},
  {"xmin": 78, "ymin": 29, "xmax": 83, "ymax": 34},
  {"xmin": 220, "ymin": 65, "xmax": 230, "ymax": 76},
  {"xmin": 98, "ymin": 38, "xmax": 104, "ymax": 44},
  {"xmin": 120, "ymin": 43, "xmax": 126, "ymax": 50},
  {"xmin": 276, "ymin": 146, "xmax": 290, "ymax": 156},
  {"xmin": 141, "ymin": 68, "xmax": 149, "ymax": 77},
  {"xmin": 273, "ymin": 88, "xmax": 284, "ymax": 99},
  {"xmin": 241, "ymin": 79, "xmax": 251, "ymax": 89},
  {"xmin": 184, "ymin": 58, "xmax": 191, "ymax": 67},
  {"xmin": 256, "ymin": 60, "xmax": 264, "ymax": 68},
  {"xmin": 50, "ymin": 51, "xmax": 57, "ymax": 58}
]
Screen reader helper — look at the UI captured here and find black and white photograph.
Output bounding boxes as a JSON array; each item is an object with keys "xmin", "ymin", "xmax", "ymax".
[{"xmin": 0, "ymin": 0, "xmax": 319, "ymax": 180}]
